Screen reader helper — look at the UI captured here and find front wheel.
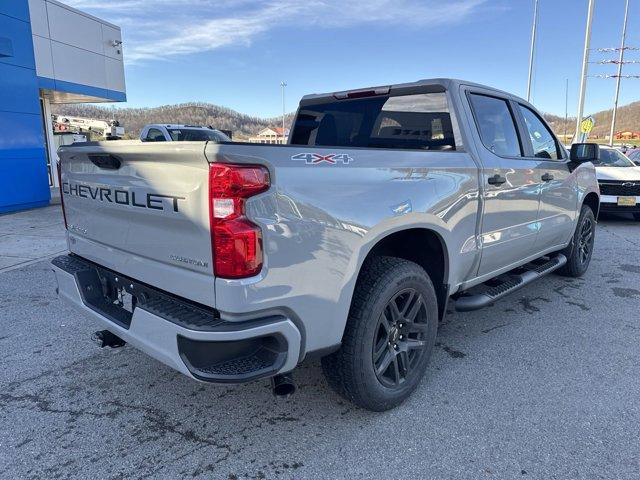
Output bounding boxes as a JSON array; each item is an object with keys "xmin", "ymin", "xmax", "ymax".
[
  {"xmin": 557, "ymin": 204, "xmax": 596, "ymax": 277},
  {"xmin": 321, "ymin": 257, "xmax": 438, "ymax": 411}
]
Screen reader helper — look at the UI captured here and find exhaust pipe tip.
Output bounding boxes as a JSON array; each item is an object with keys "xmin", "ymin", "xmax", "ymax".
[
  {"xmin": 92, "ymin": 330, "xmax": 126, "ymax": 348},
  {"xmin": 270, "ymin": 373, "xmax": 296, "ymax": 398}
]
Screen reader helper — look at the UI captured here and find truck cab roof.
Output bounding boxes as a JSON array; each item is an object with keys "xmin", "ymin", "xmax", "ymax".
[{"xmin": 301, "ymin": 78, "xmax": 528, "ymax": 106}]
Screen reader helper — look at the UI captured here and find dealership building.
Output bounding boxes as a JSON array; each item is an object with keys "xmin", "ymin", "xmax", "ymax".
[{"xmin": 0, "ymin": 0, "xmax": 125, "ymax": 213}]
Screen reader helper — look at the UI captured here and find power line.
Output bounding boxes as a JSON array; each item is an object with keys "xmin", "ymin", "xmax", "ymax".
[
  {"xmin": 589, "ymin": 74, "xmax": 640, "ymax": 79},
  {"xmin": 589, "ymin": 59, "xmax": 640, "ymax": 64},
  {"xmin": 583, "ymin": 1, "xmax": 636, "ymax": 144},
  {"xmin": 592, "ymin": 46, "xmax": 640, "ymax": 52}
]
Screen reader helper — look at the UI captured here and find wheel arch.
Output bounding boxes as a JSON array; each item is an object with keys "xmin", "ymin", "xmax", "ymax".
[
  {"xmin": 354, "ymin": 227, "xmax": 450, "ymax": 320},
  {"xmin": 582, "ymin": 191, "xmax": 600, "ymax": 218}
]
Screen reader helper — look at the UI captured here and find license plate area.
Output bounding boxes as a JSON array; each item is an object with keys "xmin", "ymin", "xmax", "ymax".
[
  {"xmin": 118, "ymin": 288, "xmax": 135, "ymax": 314},
  {"xmin": 55, "ymin": 254, "xmax": 221, "ymax": 332},
  {"xmin": 74, "ymin": 268, "xmax": 135, "ymax": 329},
  {"xmin": 618, "ymin": 196, "xmax": 637, "ymax": 206},
  {"xmin": 95, "ymin": 270, "xmax": 143, "ymax": 324}
]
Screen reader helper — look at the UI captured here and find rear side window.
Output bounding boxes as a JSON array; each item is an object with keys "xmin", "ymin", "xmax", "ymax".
[
  {"xmin": 517, "ymin": 104, "xmax": 560, "ymax": 159},
  {"xmin": 146, "ymin": 128, "xmax": 166, "ymax": 142},
  {"xmin": 290, "ymin": 92, "xmax": 457, "ymax": 151},
  {"xmin": 468, "ymin": 93, "xmax": 521, "ymax": 157}
]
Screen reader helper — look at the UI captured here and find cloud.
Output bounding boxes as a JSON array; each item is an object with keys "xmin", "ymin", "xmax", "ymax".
[{"xmin": 63, "ymin": 0, "xmax": 489, "ymax": 63}]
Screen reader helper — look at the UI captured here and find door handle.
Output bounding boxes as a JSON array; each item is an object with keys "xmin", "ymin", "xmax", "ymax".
[
  {"xmin": 487, "ymin": 174, "xmax": 506, "ymax": 186},
  {"xmin": 541, "ymin": 172, "xmax": 554, "ymax": 182}
]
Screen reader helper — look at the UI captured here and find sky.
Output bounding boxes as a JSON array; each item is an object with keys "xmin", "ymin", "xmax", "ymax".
[{"xmin": 65, "ymin": 0, "xmax": 640, "ymax": 119}]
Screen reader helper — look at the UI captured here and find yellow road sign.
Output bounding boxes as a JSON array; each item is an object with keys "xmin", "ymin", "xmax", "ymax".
[{"xmin": 580, "ymin": 117, "xmax": 595, "ymax": 134}]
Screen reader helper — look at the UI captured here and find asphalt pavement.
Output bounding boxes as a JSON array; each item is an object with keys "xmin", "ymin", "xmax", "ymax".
[{"xmin": 1, "ymin": 208, "xmax": 639, "ymax": 479}]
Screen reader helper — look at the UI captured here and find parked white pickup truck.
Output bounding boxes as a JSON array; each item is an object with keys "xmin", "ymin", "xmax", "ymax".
[{"xmin": 53, "ymin": 79, "xmax": 600, "ymax": 411}]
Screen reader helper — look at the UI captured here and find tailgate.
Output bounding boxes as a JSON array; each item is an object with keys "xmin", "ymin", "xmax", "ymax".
[{"xmin": 58, "ymin": 141, "xmax": 215, "ymax": 306}]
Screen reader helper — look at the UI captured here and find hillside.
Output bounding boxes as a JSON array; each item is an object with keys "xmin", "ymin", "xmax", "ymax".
[
  {"xmin": 544, "ymin": 100, "xmax": 640, "ymax": 140},
  {"xmin": 51, "ymin": 102, "xmax": 295, "ymax": 140},
  {"xmin": 587, "ymin": 100, "xmax": 640, "ymax": 137},
  {"xmin": 52, "ymin": 99, "xmax": 640, "ymax": 141}
]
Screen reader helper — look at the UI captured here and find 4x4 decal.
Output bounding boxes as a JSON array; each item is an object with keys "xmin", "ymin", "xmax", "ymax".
[{"xmin": 291, "ymin": 153, "xmax": 353, "ymax": 165}]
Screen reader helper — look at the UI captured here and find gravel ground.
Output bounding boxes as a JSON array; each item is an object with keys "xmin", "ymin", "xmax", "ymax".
[{"xmin": 1, "ymin": 214, "xmax": 639, "ymax": 480}]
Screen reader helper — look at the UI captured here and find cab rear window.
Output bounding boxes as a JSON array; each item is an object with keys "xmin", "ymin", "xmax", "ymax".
[
  {"xmin": 167, "ymin": 129, "xmax": 228, "ymax": 142},
  {"xmin": 291, "ymin": 92, "xmax": 457, "ymax": 151}
]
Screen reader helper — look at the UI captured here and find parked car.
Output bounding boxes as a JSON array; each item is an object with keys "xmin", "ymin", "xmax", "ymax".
[
  {"xmin": 593, "ymin": 145, "xmax": 640, "ymax": 220},
  {"xmin": 140, "ymin": 124, "xmax": 231, "ymax": 142},
  {"xmin": 54, "ymin": 79, "xmax": 599, "ymax": 411}
]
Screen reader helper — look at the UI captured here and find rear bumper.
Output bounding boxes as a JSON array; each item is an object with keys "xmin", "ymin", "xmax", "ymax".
[{"xmin": 52, "ymin": 254, "xmax": 301, "ymax": 383}]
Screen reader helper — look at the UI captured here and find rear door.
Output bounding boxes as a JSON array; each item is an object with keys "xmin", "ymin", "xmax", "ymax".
[
  {"xmin": 463, "ymin": 88, "xmax": 543, "ymax": 277},
  {"xmin": 513, "ymin": 103, "xmax": 577, "ymax": 249},
  {"xmin": 58, "ymin": 141, "xmax": 215, "ymax": 305},
  {"xmin": 142, "ymin": 127, "xmax": 168, "ymax": 142}
]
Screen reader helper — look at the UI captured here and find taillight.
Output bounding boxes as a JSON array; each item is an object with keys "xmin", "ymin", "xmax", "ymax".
[
  {"xmin": 56, "ymin": 161, "xmax": 68, "ymax": 229},
  {"xmin": 209, "ymin": 163, "xmax": 270, "ymax": 279}
]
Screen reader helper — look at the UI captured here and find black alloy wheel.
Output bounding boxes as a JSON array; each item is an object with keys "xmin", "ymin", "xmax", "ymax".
[
  {"xmin": 577, "ymin": 214, "xmax": 594, "ymax": 267},
  {"xmin": 321, "ymin": 256, "xmax": 439, "ymax": 411},
  {"xmin": 557, "ymin": 204, "xmax": 596, "ymax": 277},
  {"xmin": 373, "ymin": 288, "xmax": 430, "ymax": 388}
]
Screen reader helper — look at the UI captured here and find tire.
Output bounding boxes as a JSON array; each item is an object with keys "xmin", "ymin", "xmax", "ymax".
[
  {"xmin": 321, "ymin": 256, "xmax": 438, "ymax": 411},
  {"xmin": 633, "ymin": 213, "xmax": 640, "ymax": 221},
  {"xmin": 557, "ymin": 204, "xmax": 596, "ymax": 277}
]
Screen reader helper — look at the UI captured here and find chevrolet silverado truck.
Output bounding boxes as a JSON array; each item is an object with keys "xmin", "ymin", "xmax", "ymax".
[{"xmin": 52, "ymin": 79, "xmax": 600, "ymax": 411}]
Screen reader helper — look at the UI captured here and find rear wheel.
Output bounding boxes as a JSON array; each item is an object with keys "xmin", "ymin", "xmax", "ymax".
[
  {"xmin": 321, "ymin": 256, "xmax": 438, "ymax": 411},
  {"xmin": 557, "ymin": 204, "xmax": 596, "ymax": 277}
]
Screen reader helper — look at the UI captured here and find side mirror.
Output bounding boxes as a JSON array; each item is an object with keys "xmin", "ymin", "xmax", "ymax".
[{"xmin": 570, "ymin": 143, "xmax": 600, "ymax": 162}]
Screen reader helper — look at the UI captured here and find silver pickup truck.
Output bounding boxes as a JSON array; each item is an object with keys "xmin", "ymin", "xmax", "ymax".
[{"xmin": 52, "ymin": 79, "xmax": 600, "ymax": 411}]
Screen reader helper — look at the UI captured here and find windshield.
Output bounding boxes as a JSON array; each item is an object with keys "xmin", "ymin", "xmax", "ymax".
[
  {"xmin": 596, "ymin": 148, "xmax": 635, "ymax": 167},
  {"xmin": 167, "ymin": 128, "xmax": 230, "ymax": 142}
]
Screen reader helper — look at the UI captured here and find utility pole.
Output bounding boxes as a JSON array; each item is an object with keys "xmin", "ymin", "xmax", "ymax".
[
  {"xmin": 608, "ymin": 0, "xmax": 629, "ymax": 146},
  {"xmin": 575, "ymin": 0, "xmax": 595, "ymax": 142},
  {"xmin": 526, "ymin": 0, "xmax": 539, "ymax": 102},
  {"xmin": 280, "ymin": 81, "xmax": 287, "ymax": 144},
  {"xmin": 564, "ymin": 78, "xmax": 569, "ymax": 141}
]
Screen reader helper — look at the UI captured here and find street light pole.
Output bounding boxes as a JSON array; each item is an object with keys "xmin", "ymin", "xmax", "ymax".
[
  {"xmin": 575, "ymin": 0, "xmax": 595, "ymax": 142},
  {"xmin": 526, "ymin": 0, "xmax": 539, "ymax": 102},
  {"xmin": 608, "ymin": 0, "xmax": 629, "ymax": 146},
  {"xmin": 280, "ymin": 81, "xmax": 287, "ymax": 144},
  {"xmin": 564, "ymin": 78, "xmax": 569, "ymax": 141}
]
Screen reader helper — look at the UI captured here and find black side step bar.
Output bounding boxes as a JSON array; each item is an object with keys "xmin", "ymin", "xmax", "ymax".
[{"xmin": 454, "ymin": 254, "xmax": 567, "ymax": 312}]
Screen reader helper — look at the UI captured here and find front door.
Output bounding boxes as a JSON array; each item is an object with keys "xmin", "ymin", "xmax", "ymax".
[
  {"xmin": 513, "ymin": 103, "xmax": 578, "ymax": 250},
  {"xmin": 464, "ymin": 90, "xmax": 543, "ymax": 277}
]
